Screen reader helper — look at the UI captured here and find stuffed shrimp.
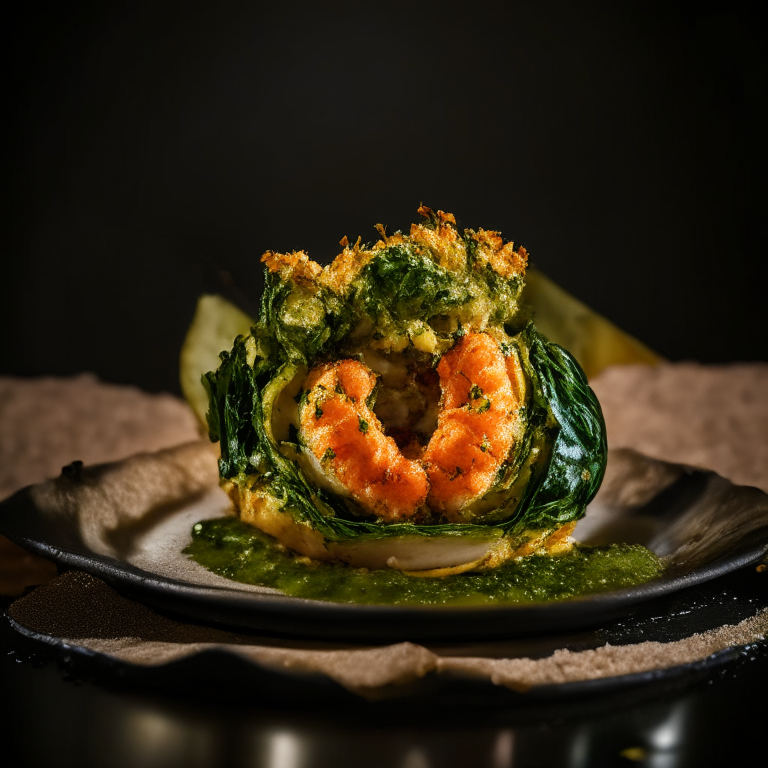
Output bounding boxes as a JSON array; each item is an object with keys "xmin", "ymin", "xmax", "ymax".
[{"xmin": 203, "ymin": 207, "xmax": 607, "ymax": 574}]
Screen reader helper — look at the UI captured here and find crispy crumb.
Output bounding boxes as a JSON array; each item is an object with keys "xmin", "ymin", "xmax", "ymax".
[
  {"xmin": 320, "ymin": 239, "xmax": 376, "ymax": 294},
  {"xmin": 265, "ymin": 205, "xmax": 530, "ymax": 297},
  {"xmin": 261, "ymin": 250, "xmax": 323, "ymax": 288},
  {"xmin": 471, "ymin": 228, "xmax": 528, "ymax": 280}
]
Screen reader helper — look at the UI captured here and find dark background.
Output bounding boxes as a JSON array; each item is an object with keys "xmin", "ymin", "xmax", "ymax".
[{"xmin": 4, "ymin": 1, "xmax": 766, "ymax": 395}]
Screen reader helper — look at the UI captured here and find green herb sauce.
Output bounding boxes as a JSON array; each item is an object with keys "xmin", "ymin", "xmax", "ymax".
[{"xmin": 184, "ymin": 518, "xmax": 663, "ymax": 606}]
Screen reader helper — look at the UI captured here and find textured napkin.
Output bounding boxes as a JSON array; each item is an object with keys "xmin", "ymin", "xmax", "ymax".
[
  {"xmin": 0, "ymin": 374, "xmax": 204, "ymax": 595},
  {"xmin": 2, "ymin": 366, "xmax": 767, "ymax": 697},
  {"xmin": 591, "ymin": 363, "xmax": 768, "ymax": 494},
  {"xmin": 7, "ymin": 569, "xmax": 767, "ymax": 698}
]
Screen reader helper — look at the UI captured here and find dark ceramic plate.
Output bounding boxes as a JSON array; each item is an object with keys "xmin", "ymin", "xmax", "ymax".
[{"xmin": 2, "ymin": 448, "xmax": 767, "ymax": 641}]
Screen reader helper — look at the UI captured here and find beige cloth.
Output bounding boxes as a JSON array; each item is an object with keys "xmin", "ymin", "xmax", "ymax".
[
  {"xmin": 8, "ymin": 570, "xmax": 767, "ymax": 699},
  {"xmin": 591, "ymin": 362, "xmax": 768, "ymax": 494},
  {"xmin": 1, "ymin": 366, "xmax": 767, "ymax": 697},
  {"xmin": 0, "ymin": 373, "xmax": 203, "ymax": 500},
  {"xmin": 0, "ymin": 374, "xmax": 203, "ymax": 595}
]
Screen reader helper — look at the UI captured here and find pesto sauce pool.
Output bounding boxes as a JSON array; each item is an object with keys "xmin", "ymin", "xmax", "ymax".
[{"xmin": 185, "ymin": 518, "xmax": 663, "ymax": 606}]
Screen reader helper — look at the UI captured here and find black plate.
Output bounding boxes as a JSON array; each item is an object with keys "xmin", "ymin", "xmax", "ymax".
[{"xmin": 1, "ymin": 449, "xmax": 767, "ymax": 641}]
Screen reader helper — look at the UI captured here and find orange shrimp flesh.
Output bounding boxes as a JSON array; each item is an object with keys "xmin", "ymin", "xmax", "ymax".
[
  {"xmin": 299, "ymin": 359, "xmax": 429, "ymax": 522},
  {"xmin": 422, "ymin": 332, "xmax": 519, "ymax": 520}
]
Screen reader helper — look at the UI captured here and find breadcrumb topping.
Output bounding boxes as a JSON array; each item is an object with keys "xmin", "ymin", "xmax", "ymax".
[
  {"xmin": 261, "ymin": 250, "xmax": 322, "ymax": 289},
  {"xmin": 260, "ymin": 206, "xmax": 528, "ymax": 296}
]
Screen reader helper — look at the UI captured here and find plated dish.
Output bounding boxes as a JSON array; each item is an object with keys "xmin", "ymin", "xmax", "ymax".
[
  {"xmin": 1, "ymin": 445, "xmax": 766, "ymax": 640},
  {"xmin": 2, "ymin": 207, "xmax": 767, "ymax": 641},
  {"xmin": 200, "ymin": 206, "xmax": 608, "ymax": 581}
]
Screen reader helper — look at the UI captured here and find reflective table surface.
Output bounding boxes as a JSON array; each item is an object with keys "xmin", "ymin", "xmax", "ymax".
[{"xmin": 2, "ymin": 565, "xmax": 766, "ymax": 768}]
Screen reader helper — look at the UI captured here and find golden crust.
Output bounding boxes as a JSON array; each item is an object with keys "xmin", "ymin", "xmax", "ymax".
[
  {"xmin": 471, "ymin": 228, "xmax": 528, "ymax": 280},
  {"xmin": 224, "ymin": 479, "xmax": 331, "ymax": 561},
  {"xmin": 320, "ymin": 237, "xmax": 376, "ymax": 294},
  {"xmin": 261, "ymin": 250, "xmax": 322, "ymax": 289},
  {"xmin": 479, "ymin": 521, "xmax": 577, "ymax": 570},
  {"xmin": 409, "ymin": 206, "xmax": 467, "ymax": 273},
  {"xmin": 259, "ymin": 206, "xmax": 527, "ymax": 297}
]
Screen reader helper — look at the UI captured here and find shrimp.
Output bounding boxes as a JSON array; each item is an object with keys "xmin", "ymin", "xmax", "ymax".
[
  {"xmin": 300, "ymin": 334, "xmax": 521, "ymax": 523},
  {"xmin": 422, "ymin": 332, "xmax": 519, "ymax": 520},
  {"xmin": 299, "ymin": 359, "xmax": 429, "ymax": 521}
]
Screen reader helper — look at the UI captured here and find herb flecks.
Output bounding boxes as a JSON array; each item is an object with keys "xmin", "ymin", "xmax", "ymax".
[{"xmin": 476, "ymin": 398, "xmax": 491, "ymax": 413}]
